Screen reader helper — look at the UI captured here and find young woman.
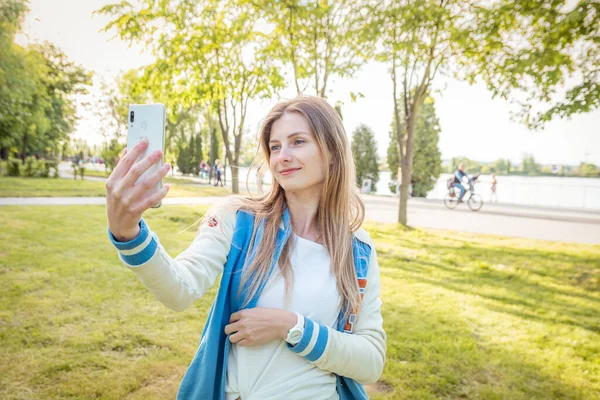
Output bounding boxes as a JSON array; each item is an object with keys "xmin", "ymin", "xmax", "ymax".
[{"xmin": 105, "ymin": 96, "xmax": 386, "ymax": 400}]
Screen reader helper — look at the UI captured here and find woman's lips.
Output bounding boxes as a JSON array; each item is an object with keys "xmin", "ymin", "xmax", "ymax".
[{"xmin": 280, "ymin": 168, "xmax": 300, "ymax": 176}]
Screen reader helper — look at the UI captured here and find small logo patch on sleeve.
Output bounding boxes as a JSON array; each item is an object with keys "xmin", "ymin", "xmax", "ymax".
[{"xmin": 207, "ymin": 216, "xmax": 219, "ymax": 227}]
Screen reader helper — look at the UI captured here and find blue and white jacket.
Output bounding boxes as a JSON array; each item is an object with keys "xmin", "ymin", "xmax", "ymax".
[{"xmin": 108, "ymin": 202, "xmax": 386, "ymax": 399}]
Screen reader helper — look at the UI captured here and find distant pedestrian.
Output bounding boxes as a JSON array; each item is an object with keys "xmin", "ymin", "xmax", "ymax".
[
  {"xmin": 199, "ymin": 159, "xmax": 208, "ymax": 180},
  {"xmin": 490, "ymin": 173, "xmax": 498, "ymax": 202},
  {"xmin": 214, "ymin": 160, "xmax": 223, "ymax": 187}
]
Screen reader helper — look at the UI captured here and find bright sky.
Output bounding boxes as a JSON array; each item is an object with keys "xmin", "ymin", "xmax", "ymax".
[{"xmin": 15, "ymin": 0, "xmax": 600, "ymax": 166}]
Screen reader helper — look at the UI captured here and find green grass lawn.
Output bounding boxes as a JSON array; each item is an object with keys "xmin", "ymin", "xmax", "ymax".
[
  {"xmin": 84, "ymin": 167, "xmax": 210, "ymax": 183},
  {"xmin": 1, "ymin": 205, "xmax": 599, "ymax": 399},
  {"xmin": 84, "ymin": 168, "xmax": 201, "ymax": 183},
  {"xmin": 0, "ymin": 176, "xmax": 229, "ymax": 198},
  {"xmin": 80, "ymin": 168, "xmax": 111, "ymax": 178}
]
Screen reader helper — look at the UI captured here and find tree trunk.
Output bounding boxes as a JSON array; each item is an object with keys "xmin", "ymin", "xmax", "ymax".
[
  {"xmin": 231, "ymin": 166, "xmax": 239, "ymax": 194},
  {"xmin": 397, "ymin": 100, "xmax": 421, "ymax": 225},
  {"xmin": 223, "ymin": 147, "xmax": 236, "ymax": 193},
  {"xmin": 397, "ymin": 143, "xmax": 412, "ymax": 225},
  {"xmin": 0, "ymin": 147, "xmax": 8, "ymax": 160},
  {"xmin": 397, "ymin": 184, "xmax": 409, "ymax": 224},
  {"xmin": 21, "ymin": 132, "xmax": 28, "ymax": 162}
]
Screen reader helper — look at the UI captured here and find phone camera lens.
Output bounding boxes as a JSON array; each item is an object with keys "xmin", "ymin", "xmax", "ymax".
[{"xmin": 130, "ymin": 111, "xmax": 135, "ymax": 123}]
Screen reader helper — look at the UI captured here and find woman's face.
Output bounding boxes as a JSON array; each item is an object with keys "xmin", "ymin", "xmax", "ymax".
[{"xmin": 268, "ymin": 112, "xmax": 326, "ymax": 194}]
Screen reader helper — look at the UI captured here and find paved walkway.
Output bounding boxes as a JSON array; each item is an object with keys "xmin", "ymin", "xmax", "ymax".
[
  {"xmin": 362, "ymin": 196, "xmax": 600, "ymax": 245},
  {"xmin": 2, "ymin": 194, "xmax": 599, "ymax": 244}
]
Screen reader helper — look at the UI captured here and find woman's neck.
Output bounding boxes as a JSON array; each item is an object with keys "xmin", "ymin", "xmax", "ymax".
[{"xmin": 285, "ymin": 189, "xmax": 321, "ymax": 242}]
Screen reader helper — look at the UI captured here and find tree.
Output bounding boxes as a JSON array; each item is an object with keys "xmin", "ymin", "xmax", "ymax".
[
  {"xmin": 194, "ymin": 131, "xmax": 204, "ymax": 174},
  {"xmin": 374, "ymin": 0, "xmax": 476, "ymax": 224},
  {"xmin": 0, "ymin": 1, "xmax": 90, "ymax": 160},
  {"xmin": 185, "ymin": 131, "xmax": 204, "ymax": 176},
  {"xmin": 98, "ymin": 0, "xmax": 284, "ymax": 193},
  {"xmin": 407, "ymin": 96, "xmax": 441, "ymax": 197},
  {"xmin": 448, "ymin": 157, "xmax": 481, "ymax": 174},
  {"xmin": 31, "ymin": 43, "xmax": 91, "ymax": 157},
  {"xmin": 351, "ymin": 124, "xmax": 379, "ymax": 192},
  {"xmin": 466, "ymin": 1, "xmax": 600, "ymax": 128},
  {"xmin": 520, "ymin": 154, "xmax": 540, "ymax": 175},
  {"xmin": 176, "ymin": 133, "xmax": 193, "ymax": 175},
  {"xmin": 491, "ymin": 159, "xmax": 510, "ymax": 175},
  {"xmin": 0, "ymin": 0, "xmax": 32, "ymax": 159},
  {"xmin": 101, "ymin": 138, "xmax": 123, "ymax": 173},
  {"xmin": 239, "ymin": 129, "xmax": 259, "ymax": 167},
  {"xmin": 388, "ymin": 95, "xmax": 442, "ymax": 197},
  {"xmin": 579, "ymin": 163, "xmax": 599, "ymax": 177},
  {"xmin": 257, "ymin": 0, "xmax": 373, "ymax": 98}
]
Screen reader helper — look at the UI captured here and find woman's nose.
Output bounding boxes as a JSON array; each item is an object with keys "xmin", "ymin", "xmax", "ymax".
[{"xmin": 277, "ymin": 147, "xmax": 292, "ymax": 162}]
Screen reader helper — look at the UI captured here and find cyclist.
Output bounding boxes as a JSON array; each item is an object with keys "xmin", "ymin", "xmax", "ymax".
[{"xmin": 453, "ymin": 163, "xmax": 472, "ymax": 203}]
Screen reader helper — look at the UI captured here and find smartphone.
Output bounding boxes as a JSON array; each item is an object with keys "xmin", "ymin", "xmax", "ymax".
[{"xmin": 127, "ymin": 103, "xmax": 166, "ymax": 208}]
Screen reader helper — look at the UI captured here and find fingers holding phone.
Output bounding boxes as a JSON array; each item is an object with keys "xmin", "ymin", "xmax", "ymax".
[
  {"xmin": 127, "ymin": 158, "xmax": 172, "ymax": 213},
  {"xmin": 123, "ymin": 147, "xmax": 163, "ymax": 187},
  {"xmin": 112, "ymin": 137, "xmax": 148, "ymax": 180},
  {"xmin": 106, "ymin": 149, "xmax": 171, "ymax": 241}
]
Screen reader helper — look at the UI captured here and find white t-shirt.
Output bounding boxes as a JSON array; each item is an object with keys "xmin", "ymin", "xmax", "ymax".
[{"xmin": 225, "ymin": 234, "xmax": 342, "ymax": 400}]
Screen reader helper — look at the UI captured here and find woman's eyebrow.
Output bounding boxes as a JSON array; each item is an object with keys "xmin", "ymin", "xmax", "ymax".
[{"xmin": 269, "ymin": 131, "xmax": 309, "ymax": 144}]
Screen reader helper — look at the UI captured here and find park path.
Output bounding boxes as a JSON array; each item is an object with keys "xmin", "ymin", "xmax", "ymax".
[{"xmin": 2, "ymin": 192, "xmax": 599, "ymax": 244}]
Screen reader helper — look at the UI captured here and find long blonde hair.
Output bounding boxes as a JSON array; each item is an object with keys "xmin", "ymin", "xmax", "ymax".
[{"xmin": 218, "ymin": 96, "xmax": 365, "ymax": 316}]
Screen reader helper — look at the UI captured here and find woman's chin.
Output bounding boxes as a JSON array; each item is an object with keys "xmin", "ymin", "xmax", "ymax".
[
  {"xmin": 280, "ymin": 183, "xmax": 300, "ymax": 192},
  {"xmin": 280, "ymin": 182, "xmax": 325, "ymax": 196},
  {"xmin": 279, "ymin": 181, "xmax": 307, "ymax": 192}
]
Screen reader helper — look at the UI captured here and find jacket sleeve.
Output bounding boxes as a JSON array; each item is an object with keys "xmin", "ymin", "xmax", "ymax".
[
  {"xmin": 107, "ymin": 204, "xmax": 237, "ymax": 312},
  {"xmin": 287, "ymin": 232, "xmax": 386, "ymax": 385}
]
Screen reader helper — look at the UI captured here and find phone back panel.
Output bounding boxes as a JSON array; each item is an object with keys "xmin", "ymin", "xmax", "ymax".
[{"xmin": 127, "ymin": 104, "xmax": 166, "ymax": 206}]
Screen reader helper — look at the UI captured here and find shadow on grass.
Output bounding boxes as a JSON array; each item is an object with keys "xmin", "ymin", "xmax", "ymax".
[
  {"xmin": 379, "ymin": 289, "xmax": 595, "ymax": 400},
  {"xmin": 378, "ymin": 230, "xmax": 600, "ymax": 330},
  {"xmin": 389, "ymin": 257, "xmax": 600, "ymax": 334}
]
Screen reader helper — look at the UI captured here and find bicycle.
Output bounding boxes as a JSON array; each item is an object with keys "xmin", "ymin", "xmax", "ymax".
[{"xmin": 444, "ymin": 173, "xmax": 483, "ymax": 211}]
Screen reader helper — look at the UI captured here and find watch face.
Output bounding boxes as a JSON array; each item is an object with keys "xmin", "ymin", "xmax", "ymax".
[{"xmin": 288, "ymin": 327, "xmax": 303, "ymax": 344}]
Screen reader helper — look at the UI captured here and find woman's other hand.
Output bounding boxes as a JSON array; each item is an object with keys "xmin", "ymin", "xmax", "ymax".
[{"xmin": 224, "ymin": 308, "xmax": 297, "ymax": 346}]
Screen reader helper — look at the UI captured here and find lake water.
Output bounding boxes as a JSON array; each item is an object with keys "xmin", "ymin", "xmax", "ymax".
[
  {"xmin": 380, "ymin": 172, "xmax": 600, "ymax": 210},
  {"xmin": 228, "ymin": 166, "xmax": 600, "ymax": 211}
]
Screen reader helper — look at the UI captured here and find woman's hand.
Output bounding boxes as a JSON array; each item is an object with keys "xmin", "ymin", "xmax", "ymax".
[
  {"xmin": 106, "ymin": 139, "xmax": 171, "ymax": 241},
  {"xmin": 224, "ymin": 308, "xmax": 297, "ymax": 346}
]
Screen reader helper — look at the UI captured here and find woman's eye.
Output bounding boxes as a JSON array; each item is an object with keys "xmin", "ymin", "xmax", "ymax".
[
  {"xmin": 294, "ymin": 139, "xmax": 305, "ymax": 145},
  {"xmin": 270, "ymin": 145, "xmax": 280, "ymax": 151}
]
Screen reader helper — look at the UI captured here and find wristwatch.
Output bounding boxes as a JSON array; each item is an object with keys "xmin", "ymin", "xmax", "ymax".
[{"xmin": 285, "ymin": 313, "xmax": 305, "ymax": 346}]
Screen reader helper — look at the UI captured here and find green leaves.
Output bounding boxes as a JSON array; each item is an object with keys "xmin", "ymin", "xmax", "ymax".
[
  {"xmin": 465, "ymin": 0, "xmax": 600, "ymax": 128},
  {"xmin": 0, "ymin": 5, "xmax": 91, "ymax": 160},
  {"xmin": 388, "ymin": 96, "xmax": 442, "ymax": 197},
  {"xmin": 351, "ymin": 124, "xmax": 379, "ymax": 192},
  {"xmin": 252, "ymin": 0, "xmax": 374, "ymax": 97}
]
